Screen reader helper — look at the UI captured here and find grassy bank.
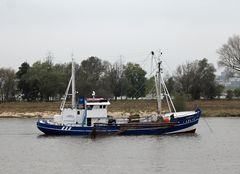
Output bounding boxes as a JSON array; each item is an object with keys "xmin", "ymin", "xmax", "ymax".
[
  {"xmin": 0, "ymin": 99, "xmax": 239, "ymax": 118},
  {"xmin": 109, "ymin": 99, "xmax": 240, "ymax": 117}
]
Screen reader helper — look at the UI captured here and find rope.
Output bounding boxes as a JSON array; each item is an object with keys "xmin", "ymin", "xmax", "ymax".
[{"xmin": 203, "ymin": 117, "xmax": 213, "ymax": 133}]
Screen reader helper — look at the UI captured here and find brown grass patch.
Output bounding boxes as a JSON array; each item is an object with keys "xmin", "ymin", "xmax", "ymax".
[
  {"xmin": 108, "ymin": 99, "xmax": 240, "ymax": 117},
  {"xmin": 0, "ymin": 102, "xmax": 60, "ymax": 113},
  {"xmin": 0, "ymin": 99, "xmax": 239, "ymax": 117}
]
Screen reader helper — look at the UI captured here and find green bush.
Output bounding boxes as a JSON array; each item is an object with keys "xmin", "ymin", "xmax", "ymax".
[
  {"xmin": 234, "ymin": 88, "xmax": 240, "ymax": 97},
  {"xmin": 226, "ymin": 89, "xmax": 233, "ymax": 100},
  {"xmin": 173, "ymin": 94, "xmax": 187, "ymax": 111}
]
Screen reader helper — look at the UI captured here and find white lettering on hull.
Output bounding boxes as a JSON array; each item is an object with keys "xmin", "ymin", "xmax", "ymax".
[{"xmin": 61, "ymin": 126, "xmax": 72, "ymax": 131}]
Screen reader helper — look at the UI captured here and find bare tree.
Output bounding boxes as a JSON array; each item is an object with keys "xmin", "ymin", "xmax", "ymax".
[
  {"xmin": 174, "ymin": 59, "xmax": 218, "ymax": 100},
  {"xmin": 174, "ymin": 61, "xmax": 198, "ymax": 96},
  {"xmin": 0, "ymin": 68, "xmax": 16, "ymax": 101},
  {"xmin": 217, "ymin": 35, "xmax": 240, "ymax": 71}
]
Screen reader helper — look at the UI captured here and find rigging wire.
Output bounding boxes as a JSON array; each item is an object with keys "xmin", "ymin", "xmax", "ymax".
[
  {"xmin": 114, "ymin": 50, "xmax": 175, "ymax": 102},
  {"xmin": 161, "ymin": 58, "xmax": 175, "ymax": 77},
  {"xmin": 130, "ymin": 66, "xmax": 158, "ymax": 99},
  {"xmin": 203, "ymin": 117, "xmax": 214, "ymax": 133}
]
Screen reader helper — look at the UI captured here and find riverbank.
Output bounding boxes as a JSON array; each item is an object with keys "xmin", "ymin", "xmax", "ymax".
[{"xmin": 0, "ymin": 100, "xmax": 239, "ymax": 118}]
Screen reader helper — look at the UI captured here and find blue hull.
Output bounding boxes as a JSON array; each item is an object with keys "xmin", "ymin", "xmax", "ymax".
[
  {"xmin": 37, "ymin": 121, "xmax": 119, "ymax": 136},
  {"xmin": 37, "ymin": 109, "xmax": 201, "ymax": 136}
]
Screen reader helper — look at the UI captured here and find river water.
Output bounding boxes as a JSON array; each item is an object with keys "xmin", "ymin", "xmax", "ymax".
[{"xmin": 0, "ymin": 117, "xmax": 239, "ymax": 174}]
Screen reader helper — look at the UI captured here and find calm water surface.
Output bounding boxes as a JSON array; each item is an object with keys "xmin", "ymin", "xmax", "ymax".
[{"xmin": 0, "ymin": 118, "xmax": 240, "ymax": 174}]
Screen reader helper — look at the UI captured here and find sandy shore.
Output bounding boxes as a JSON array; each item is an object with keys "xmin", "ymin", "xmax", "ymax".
[
  {"xmin": 0, "ymin": 111, "xmax": 158, "ymax": 119},
  {"xmin": 0, "ymin": 111, "xmax": 58, "ymax": 118}
]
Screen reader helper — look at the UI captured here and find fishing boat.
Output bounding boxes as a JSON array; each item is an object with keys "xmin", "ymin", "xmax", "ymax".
[{"xmin": 37, "ymin": 53, "xmax": 201, "ymax": 136}]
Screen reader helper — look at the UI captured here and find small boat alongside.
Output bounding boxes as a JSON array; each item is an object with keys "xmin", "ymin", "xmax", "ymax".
[{"xmin": 37, "ymin": 53, "xmax": 201, "ymax": 136}]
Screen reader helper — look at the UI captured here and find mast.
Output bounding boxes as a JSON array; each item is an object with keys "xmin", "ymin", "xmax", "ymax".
[
  {"xmin": 60, "ymin": 76, "xmax": 72, "ymax": 111},
  {"xmin": 158, "ymin": 60, "xmax": 162, "ymax": 115},
  {"xmin": 155, "ymin": 74, "xmax": 161, "ymax": 114},
  {"xmin": 161, "ymin": 74, "xmax": 176, "ymax": 113},
  {"xmin": 152, "ymin": 50, "xmax": 176, "ymax": 114},
  {"xmin": 71, "ymin": 55, "xmax": 76, "ymax": 109},
  {"xmin": 152, "ymin": 51, "xmax": 162, "ymax": 115}
]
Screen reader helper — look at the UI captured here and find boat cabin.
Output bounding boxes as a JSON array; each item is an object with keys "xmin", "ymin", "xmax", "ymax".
[
  {"xmin": 53, "ymin": 97, "xmax": 110, "ymax": 126},
  {"xmin": 84, "ymin": 98, "xmax": 110, "ymax": 126}
]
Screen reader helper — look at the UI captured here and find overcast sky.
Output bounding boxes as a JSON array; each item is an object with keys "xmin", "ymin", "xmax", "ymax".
[{"xmin": 0, "ymin": 0, "xmax": 240, "ymax": 74}]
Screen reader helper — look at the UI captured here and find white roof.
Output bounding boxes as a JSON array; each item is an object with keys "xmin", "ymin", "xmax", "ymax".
[{"xmin": 86, "ymin": 102, "xmax": 110, "ymax": 106}]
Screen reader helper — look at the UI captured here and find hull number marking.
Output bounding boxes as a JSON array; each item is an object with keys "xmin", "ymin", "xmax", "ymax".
[{"xmin": 61, "ymin": 126, "xmax": 72, "ymax": 131}]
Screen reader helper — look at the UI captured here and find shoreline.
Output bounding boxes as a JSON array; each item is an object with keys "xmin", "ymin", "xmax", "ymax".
[
  {"xmin": 0, "ymin": 111, "xmax": 155, "ymax": 119},
  {"xmin": 0, "ymin": 111, "xmax": 240, "ymax": 118},
  {"xmin": 0, "ymin": 100, "xmax": 239, "ymax": 118},
  {"xmin": 0, "ymin": 111, "xmax": 58, "ymax": 119}
]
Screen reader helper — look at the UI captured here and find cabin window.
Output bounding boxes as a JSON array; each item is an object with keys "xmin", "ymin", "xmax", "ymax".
[
  {"xmin": 87, "ymin": 105, "xmax": 93, "ymax": 110},
  {"xmin": 77, "ymin": 111, "xmax": 80, "ymax": 115},
  {"xmin": 87, "ymin": 118, "xmax": 91, "ymax": 126},
  {"xmin": 103, "ymin": 105, "xmax": 106, "ymax": 109},
  {"xmin": 100, "ymin": 105, "xmax": 102, "ymax": 109},
  {"xmin": 78, "ymin": 104, "xmax": 85, "ymax": 109}
]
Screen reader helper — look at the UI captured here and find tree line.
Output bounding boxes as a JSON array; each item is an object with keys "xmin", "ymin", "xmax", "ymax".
[
  {"xmin": 0, "ymin": 56, "xmax": 148, "ymax": 101},
  {"xmin": 0, "ymin": 56, "xmax": 236, "ymax": 102},
  {"xmin": 1, "ymin": 34, "xmax": 239, "ymax": 102}
]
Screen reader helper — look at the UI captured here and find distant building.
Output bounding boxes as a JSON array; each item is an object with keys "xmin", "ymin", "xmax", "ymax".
[{"xmin": 216, "ymin": 68, "xmax": 240, "ymax": 89}]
